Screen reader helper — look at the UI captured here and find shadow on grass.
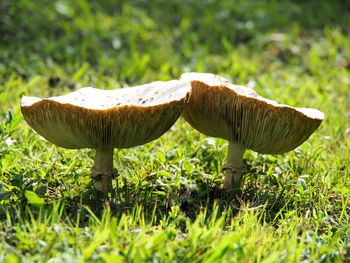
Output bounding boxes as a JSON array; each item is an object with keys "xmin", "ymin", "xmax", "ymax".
[{"xmin": 55, "ymin": 169, "xmax": 291, "ymax": 227}]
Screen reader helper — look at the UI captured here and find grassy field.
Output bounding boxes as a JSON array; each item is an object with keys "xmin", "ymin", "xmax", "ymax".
[{"xmin": 1, "ymin": 0, "xmax": 350, "ymax": 261}]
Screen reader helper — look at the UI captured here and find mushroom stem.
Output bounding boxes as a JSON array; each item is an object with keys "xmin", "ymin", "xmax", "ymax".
[
  {"xmin": 223, "ymin": 142, "xmax": 245, "ymax": 190},
  {"xmin": 92, "ymin": 148, "xmax": 115, "ymax": 193}
]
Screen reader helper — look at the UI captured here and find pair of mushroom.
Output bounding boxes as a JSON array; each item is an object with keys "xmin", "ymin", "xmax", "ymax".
[{"xmin": 21, "ymin": 73, "xmax": 324, "ymax": 192}]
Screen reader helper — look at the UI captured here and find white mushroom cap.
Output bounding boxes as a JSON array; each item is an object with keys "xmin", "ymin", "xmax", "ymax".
[
  {"xmin": 21, "ymin": 80, "xmax": 191, "ymax": 149},
  {"xmin": 181, "ymin": 72, "xmax": 324, "ymax": 154}
]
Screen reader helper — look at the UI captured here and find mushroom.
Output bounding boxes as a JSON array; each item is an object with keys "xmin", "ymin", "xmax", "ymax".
[
  {"xmin": 181, "ymin": 72, "xmax": 324, "ymax": 190},
  {"xmin": 21, "ymin": 80, "xmax": 191, "ymax": 192}
]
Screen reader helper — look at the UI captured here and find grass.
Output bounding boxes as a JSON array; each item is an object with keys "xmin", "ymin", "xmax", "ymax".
[{"xmin": 1, "ymin": 0, "xmax": 350, "ymax": 261}]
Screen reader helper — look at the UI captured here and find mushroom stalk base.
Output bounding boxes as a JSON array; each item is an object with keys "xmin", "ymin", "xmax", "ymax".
[
  {"xmin": 91, "ymin": 148, "xmax": 116, "ymax": 193},
  {"xmin": 223, "ymin": 142, "xmax": 245, "ymax": 191}
]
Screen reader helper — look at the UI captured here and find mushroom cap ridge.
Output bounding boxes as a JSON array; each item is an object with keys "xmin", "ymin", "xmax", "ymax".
[
  {"xmin": 181, "ymin": 73, "xmax": 324, "ymax": 154},
  {"xmin": 21, "ymin": 80, "xmax": 191, "ymax": 149}
]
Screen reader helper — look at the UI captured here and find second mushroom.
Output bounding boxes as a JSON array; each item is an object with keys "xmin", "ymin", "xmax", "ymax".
[{"xmin": 181, "ymin": 73, "xmax": 324, "ymax": 191}]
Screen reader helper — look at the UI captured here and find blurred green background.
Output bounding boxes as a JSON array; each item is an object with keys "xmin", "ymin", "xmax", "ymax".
[{"xmin": 2, "ymin": 0, "xmax": 350, "ymax": 82}]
